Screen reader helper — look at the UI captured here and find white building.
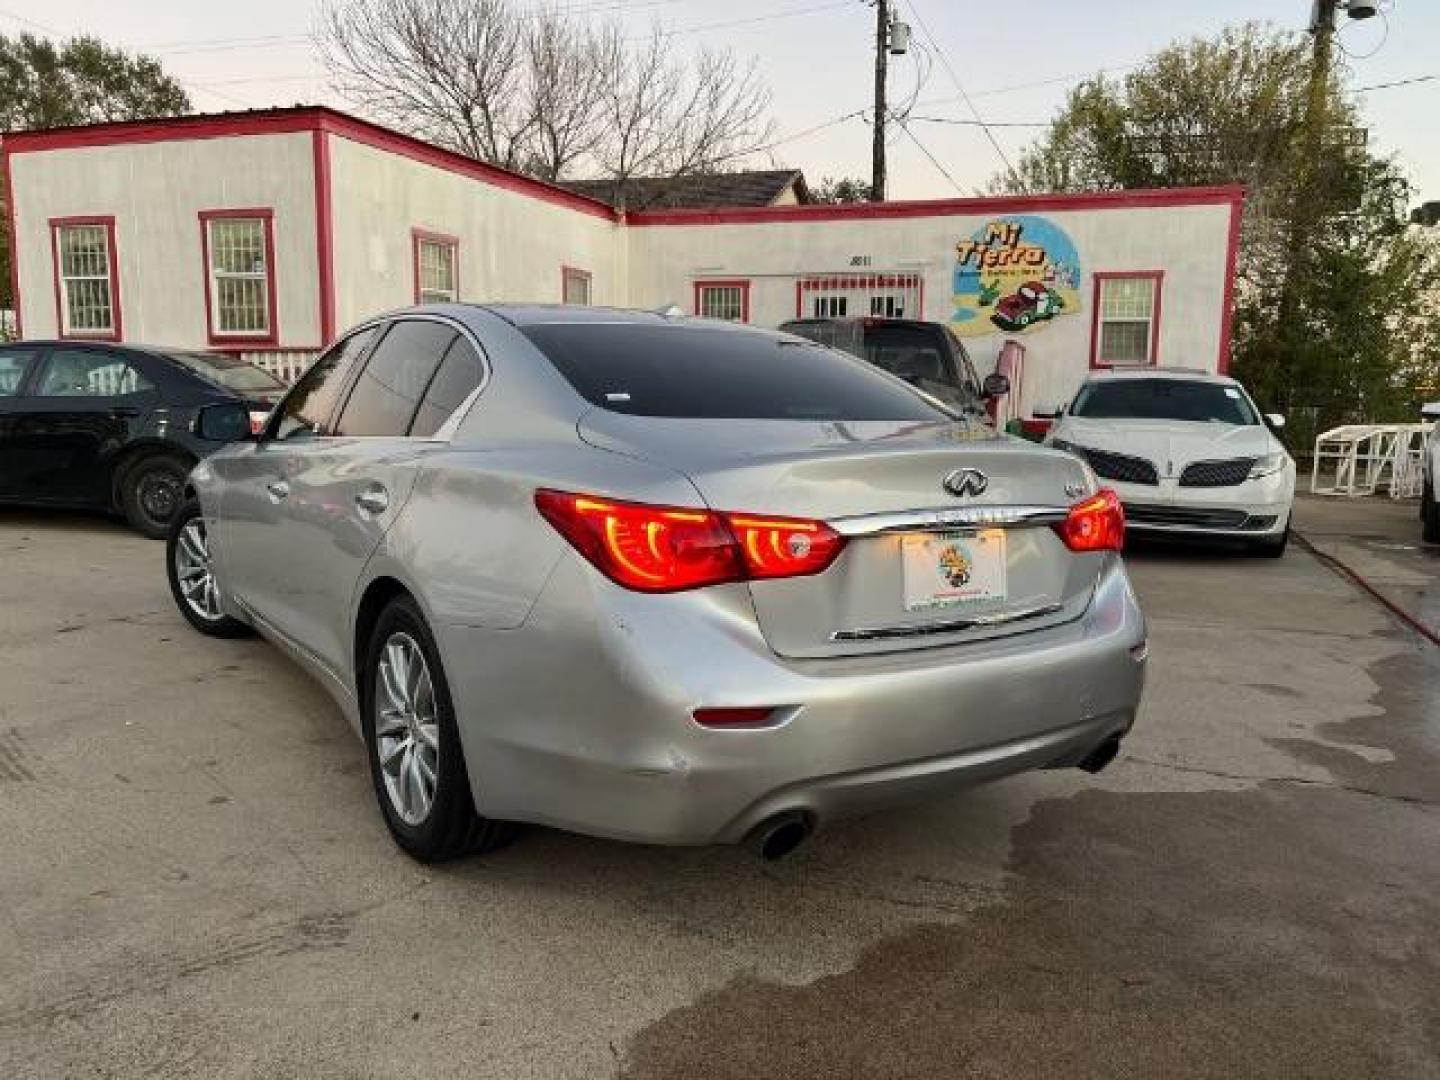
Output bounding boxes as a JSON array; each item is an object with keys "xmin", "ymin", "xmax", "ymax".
[{"xmin": 3, "ymin": 106, "xmax": 1242, "ymax": 418}]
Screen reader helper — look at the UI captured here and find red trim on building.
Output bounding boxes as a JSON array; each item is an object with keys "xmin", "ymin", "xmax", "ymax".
[
  {"xmin": 2, "ymin": 106, "xmax": 619, "ymax": 222},
  {"xmin": 198, "ymin": 208, "xmax": 279, "ymax": 348},
  {"xmin": 48, "ymin": 215, "xmax": 122, "ymax": 342},
  {"xmin": 631, "ymin": 185, "xmax": 1246, "ymax": 227},
  {"xmin": 1089, "ymin": 271, "xmax": 1165, "ymax": 368},
  {"xmin": 693, "ymin": 279, "xmax": 751, "ymax": 323},
  {"xmin": 4, "ymin": 151, "xmax": 20, "ymax": 338},
  {"xmin": 1217, "ymin": 196, "xmax": 1243, "ymax": 375},
  {"xmin": 312, "ymin": 130, "xmax": 336, "ymax": 346},
  {"xmin": 561, "ymin": 265, "xmax": 592, "ymax": 304},
  {"xmin": 412, "ymin": 229, "xmax": 460, "ymax": 304},
  {"xmin": 793, "ymin": 273, "xmax": 924, "ymax": 318}
]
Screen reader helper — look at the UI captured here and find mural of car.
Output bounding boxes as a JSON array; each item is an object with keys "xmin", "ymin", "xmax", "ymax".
[{"xmin": 991, "ymin": 281, "xmax": 1065, "ymax": 331}]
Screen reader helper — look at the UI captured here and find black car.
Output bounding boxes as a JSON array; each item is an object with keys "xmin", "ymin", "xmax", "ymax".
[
  {"xmin": 777, "ymin": 316, "xmax": 1006, "ymax": 414},
  {"xmin": 0, "ymin": 341, "xmax": 285, "ymax": 537}
]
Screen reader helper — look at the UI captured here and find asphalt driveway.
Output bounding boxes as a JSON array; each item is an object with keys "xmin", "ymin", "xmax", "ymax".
[{"xmin": 0, "ymin": 505, "xmax": 1436, "ymax": 1078}]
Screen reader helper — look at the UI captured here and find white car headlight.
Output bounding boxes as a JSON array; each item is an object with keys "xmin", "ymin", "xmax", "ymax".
[{"xmin": 1249, "ymin": 453, "xmax": 1289, "ymax": 480}]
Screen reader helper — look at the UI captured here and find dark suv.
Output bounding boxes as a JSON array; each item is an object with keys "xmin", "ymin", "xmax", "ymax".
[
  {"xmin": 0, "ymin": 342, "xmax": 285, "ymax": 537},
  {"xmin": 778, "ymin": 317, "xmax": 1002, "ymax": 414}
]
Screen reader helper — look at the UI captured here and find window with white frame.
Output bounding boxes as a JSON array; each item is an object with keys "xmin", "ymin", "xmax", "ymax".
[
  {"xmin": 416, "ymin": 237, "xmax": 458, "ymax": 303},
  {"xmin": 697, "ymin": 283, "xmax": 747, "ymax": 322},
  {"xmin": 206, "ymin": 217, "xmax": 271, "ymax": 336},
  {"xmin": 562, "ymin": 267, "xmax": 592, "ymax": 305},
  {"xmin": 1095, "ymin": 275, "xmax": 1161, "ymax": 365},
  {"xmin": 54, "ymin": 222, "xmax": 117, "ymax": 336}
]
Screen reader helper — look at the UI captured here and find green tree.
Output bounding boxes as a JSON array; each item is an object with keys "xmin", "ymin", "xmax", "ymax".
[
  {"xmin": 0, "ymin": 33, "xmax": 190, "ymax": 320},
  {"xmin": 811, "ymin": 176, "xmax": 873, "ymax": 204},
  {"xmin": 993, "ymin": 23, "xmax": 1437, "ymax": 443}
]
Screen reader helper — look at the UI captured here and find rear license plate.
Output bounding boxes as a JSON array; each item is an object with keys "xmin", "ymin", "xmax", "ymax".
[{"xmin": 901, "ymin": 530, "xmax": 1007, "ymax": 611}]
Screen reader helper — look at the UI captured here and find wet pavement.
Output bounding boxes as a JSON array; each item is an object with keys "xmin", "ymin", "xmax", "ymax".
[{"xmin": 0, "ymin": 505, "xmax": 1436, "ymax": 1078}]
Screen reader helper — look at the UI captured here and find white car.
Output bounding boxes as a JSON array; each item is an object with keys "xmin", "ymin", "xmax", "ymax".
[
  {"xmin": 1421, "ymin": 403, "xmax": 1440, "ymax": 543},
  {"xmin": 1044, "ymin": 369, "xmax": 1295, "ymax": 556}
]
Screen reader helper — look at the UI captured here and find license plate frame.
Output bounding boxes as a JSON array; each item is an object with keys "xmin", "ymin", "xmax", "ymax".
[{"xmin": 901, "ymin": 529, "xmax": 1008, "ymax": 611}]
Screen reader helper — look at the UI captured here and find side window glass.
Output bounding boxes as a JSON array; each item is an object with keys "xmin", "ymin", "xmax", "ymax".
[
  {"xmin": 334, "ymin": 320, "xmax": 457, "ymax": 437},
  {"xmin": 271, "ymin": 327, "xmax": 378, "ymax": 441},
  {"xmin": 35, "ymin": 349, "xmax": 153, "ymax": 397},
  {"xmin": 410, "ymin": 336, "xmax": 484, "ymax": 437},
  {"xmin": 0, "ymin": 348, "xmax": 39, "ymax": 396}
]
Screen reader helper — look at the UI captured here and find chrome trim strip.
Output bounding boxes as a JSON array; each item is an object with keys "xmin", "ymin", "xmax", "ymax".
[
  {"xmin": 829, "ymin": 505, "xmax": 1068, "ymax": 537},
  {"xmin": 829, "ymin": 601, "xmax": 1066, "ymax": 642}
]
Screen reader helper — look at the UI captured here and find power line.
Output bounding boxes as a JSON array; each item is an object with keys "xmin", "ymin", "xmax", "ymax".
[
  {"xmin": 1356, "ymin": 72, "xmax": 1436, "ymax": 91},
  {"xmin": 895, "ymin": 118, "xmax": 965, "ymax": 195},
  {"xmin": 896, "ymin": 0, "xmax": 1023, "ymax": 191},
  {"xmin": 908, "ymin": 115, "xmax": 1048, "ymax": 128}
]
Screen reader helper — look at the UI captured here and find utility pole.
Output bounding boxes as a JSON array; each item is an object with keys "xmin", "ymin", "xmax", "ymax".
[{"xmin": 871, "ymin": 0, "xmax": 888, "ymax": 202}]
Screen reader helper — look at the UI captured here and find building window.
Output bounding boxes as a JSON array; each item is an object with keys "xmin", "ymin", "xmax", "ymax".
[
  {"xmin": 695, "ymin": 280, "xmax": 750, "ymax": 322},
  {"xmin": 797, "ymin": 274, "xmax": 922, "ymax": 321},
  {"xmin": 414, "ymin": 231, "xmax": 459, "ymax": 304},
  {"xmin": 1092, "ymin": 272, "xmax": 1163, "ymax": 366},
  {"xmin": 51, "ymin": 218, "xmax": 120, "ymax": 340},
  {"xmin": 201, "ymin": 210, "xmax": 277, "ymax": 344},
  {"xmin": 562, "ymin": 266, "xmax": 592, "ymax": 305}
]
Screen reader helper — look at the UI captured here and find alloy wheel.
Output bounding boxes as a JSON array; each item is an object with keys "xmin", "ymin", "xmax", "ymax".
[
  {"xmin": 140, "ymin": 470, "xmax": 181, "ymax": 525},
  {"xmin": 174, "ymin": 518, "xmax": 224, "ymax": 621},
  {"xmin": 374, "ymin": 632, "xmax": 441, "ymax": 826}
]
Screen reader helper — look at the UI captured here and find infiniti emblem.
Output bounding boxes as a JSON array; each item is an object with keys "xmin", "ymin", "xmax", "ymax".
[{"xmin": 943, "ymin": 468, "xmax": 989, "ymax": 498}]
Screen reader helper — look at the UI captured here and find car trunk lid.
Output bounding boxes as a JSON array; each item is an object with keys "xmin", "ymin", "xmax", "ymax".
[{"xmin": 579, "ymin": 412, "xmax": 1103, "ymax": 657}]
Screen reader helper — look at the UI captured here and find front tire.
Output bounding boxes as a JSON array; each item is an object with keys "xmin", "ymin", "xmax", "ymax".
[
  {"xmin": 362, "ymin": 595, "xmax": 513, "ymax": 862},
  {"xmin": 1422, "ymin": 479, "xmax": 1440, "ymax": 543},
  {"xmin": 166, "ymin": 500, "xmax": 250, "ymax": 637},
  {"xmin": 122, "ymin": 453, "xmax": 190, "ymax": 539}
]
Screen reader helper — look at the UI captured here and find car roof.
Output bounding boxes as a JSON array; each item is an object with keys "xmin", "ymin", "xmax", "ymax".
[
  {"xmin": 473, "ymin": 303, "xmax": 730, "ymax": 328},
  {"xmin": 1084, "ymin": 367, "xmax": 1238, "ymax": 386}
]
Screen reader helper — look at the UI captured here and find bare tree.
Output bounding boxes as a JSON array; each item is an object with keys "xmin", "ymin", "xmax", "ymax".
[
  {"xmin": 318, "ymin": 0, "xmax": 531, "ymax": 169},
  {"xmin": 316, "ymin": 0, "xmax": 775, "ymax": 195},
  {"xmin": 591, "ymin": 28, "xmax": 774, "ymax": 205}
]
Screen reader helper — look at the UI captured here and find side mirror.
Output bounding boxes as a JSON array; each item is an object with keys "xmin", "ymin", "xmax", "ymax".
[
  {"xmin": 195, "ymin": 401, "xmax": 252, "ymax": 443},
  {"xmin": 981, "ymin": 372, "xmax": 1010, "ymax": 399},
  {"xmin": 1264, "ymin": 412, "xmax": 1286, "ymax": 431},
  {"xmin": 1421, "ymin": 402, "xmax": 1440, "ymax": 420}
]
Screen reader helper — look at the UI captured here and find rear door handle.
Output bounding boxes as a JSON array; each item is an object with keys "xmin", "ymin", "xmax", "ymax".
[
  {"xmin": 355, "ymin": 487, "xmax": 389, "ymax": 514},
  {"xmin": 266, "ymin": 480, "xmax": 290, "ymax": 502}
]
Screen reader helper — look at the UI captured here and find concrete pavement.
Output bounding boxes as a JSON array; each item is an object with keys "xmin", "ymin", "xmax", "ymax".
[{"xmin": 0, "ymin": 505, "xmax": 1436, "ymax": 1078}]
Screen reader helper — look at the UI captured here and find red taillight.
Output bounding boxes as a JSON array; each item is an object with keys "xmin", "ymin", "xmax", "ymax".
[
  {"xmin": 534, "ymin": 490, "xmax": 846, "ymax": 593},
  {"xmin": 693, "ymin": 707, "xmax": 777, "ymax": 728},
  {"xmin": 722, "ymin": 513, "xmax": 846, "ymax": 580},
  {"xmin": 1053, "ymin": 489, "xmax": 1125, "ymax": 552}
]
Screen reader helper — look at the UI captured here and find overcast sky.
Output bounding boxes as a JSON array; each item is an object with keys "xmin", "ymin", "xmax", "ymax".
[{"xmin": 2, "ymin": 0, "xmax": 1434, "ymax": 204}]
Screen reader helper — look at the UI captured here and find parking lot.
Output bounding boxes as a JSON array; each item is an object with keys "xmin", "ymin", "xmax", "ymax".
[{"xmin": 1, "ymin": 502, "xmax": 1437, "ymax": 1079}]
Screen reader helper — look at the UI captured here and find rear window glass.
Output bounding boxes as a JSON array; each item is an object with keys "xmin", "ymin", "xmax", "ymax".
[
  {"xmin": 521, "ymin": 323, "xmax": 948, "ymax": 421},
  {"xmin": 168, "ymin": 351, "xmax": 286, "ymax": 393},
  {"xmin": 1071, "ymin": 379, "xmax": 1258, "ymax": 425}
]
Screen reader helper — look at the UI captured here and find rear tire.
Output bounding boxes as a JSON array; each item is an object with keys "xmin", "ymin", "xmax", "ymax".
[
  {"xmin": 362, "ymin": 595, "xmax": 514, "ymax": 862},
  {"xmin": 166, "ymin": 500, "xmax": 250, "ymax": 637},
  {"xmin": 1422, "ymin": 479, "xmax": 1440, "ymax": 544},
  {"xmin": 122, "ymin": 453, "xmax": 190, "ymax": 539}
]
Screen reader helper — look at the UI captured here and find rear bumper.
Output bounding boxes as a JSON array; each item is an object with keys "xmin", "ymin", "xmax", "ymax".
[{"xmin": 438, "ymin": 553, "xmax": 1146, "ymax": 846}]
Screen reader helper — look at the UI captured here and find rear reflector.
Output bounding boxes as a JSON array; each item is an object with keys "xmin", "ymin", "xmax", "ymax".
[
  {"xmin": 1053, "ymin": 488, "xmax": 1125, "ymax": 552},
  {"xmin": 534, "ymin": 489, "xmax": 846, "ymax": 593},
  {"xmin": 693, "ymin": 707, "xmax": 777, "ymax": 728}
]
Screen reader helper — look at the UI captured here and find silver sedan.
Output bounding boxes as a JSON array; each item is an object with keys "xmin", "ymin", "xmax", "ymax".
[{"xmin": 166, "ymin": 305, "xmax": 1146, "ymax": 861}]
